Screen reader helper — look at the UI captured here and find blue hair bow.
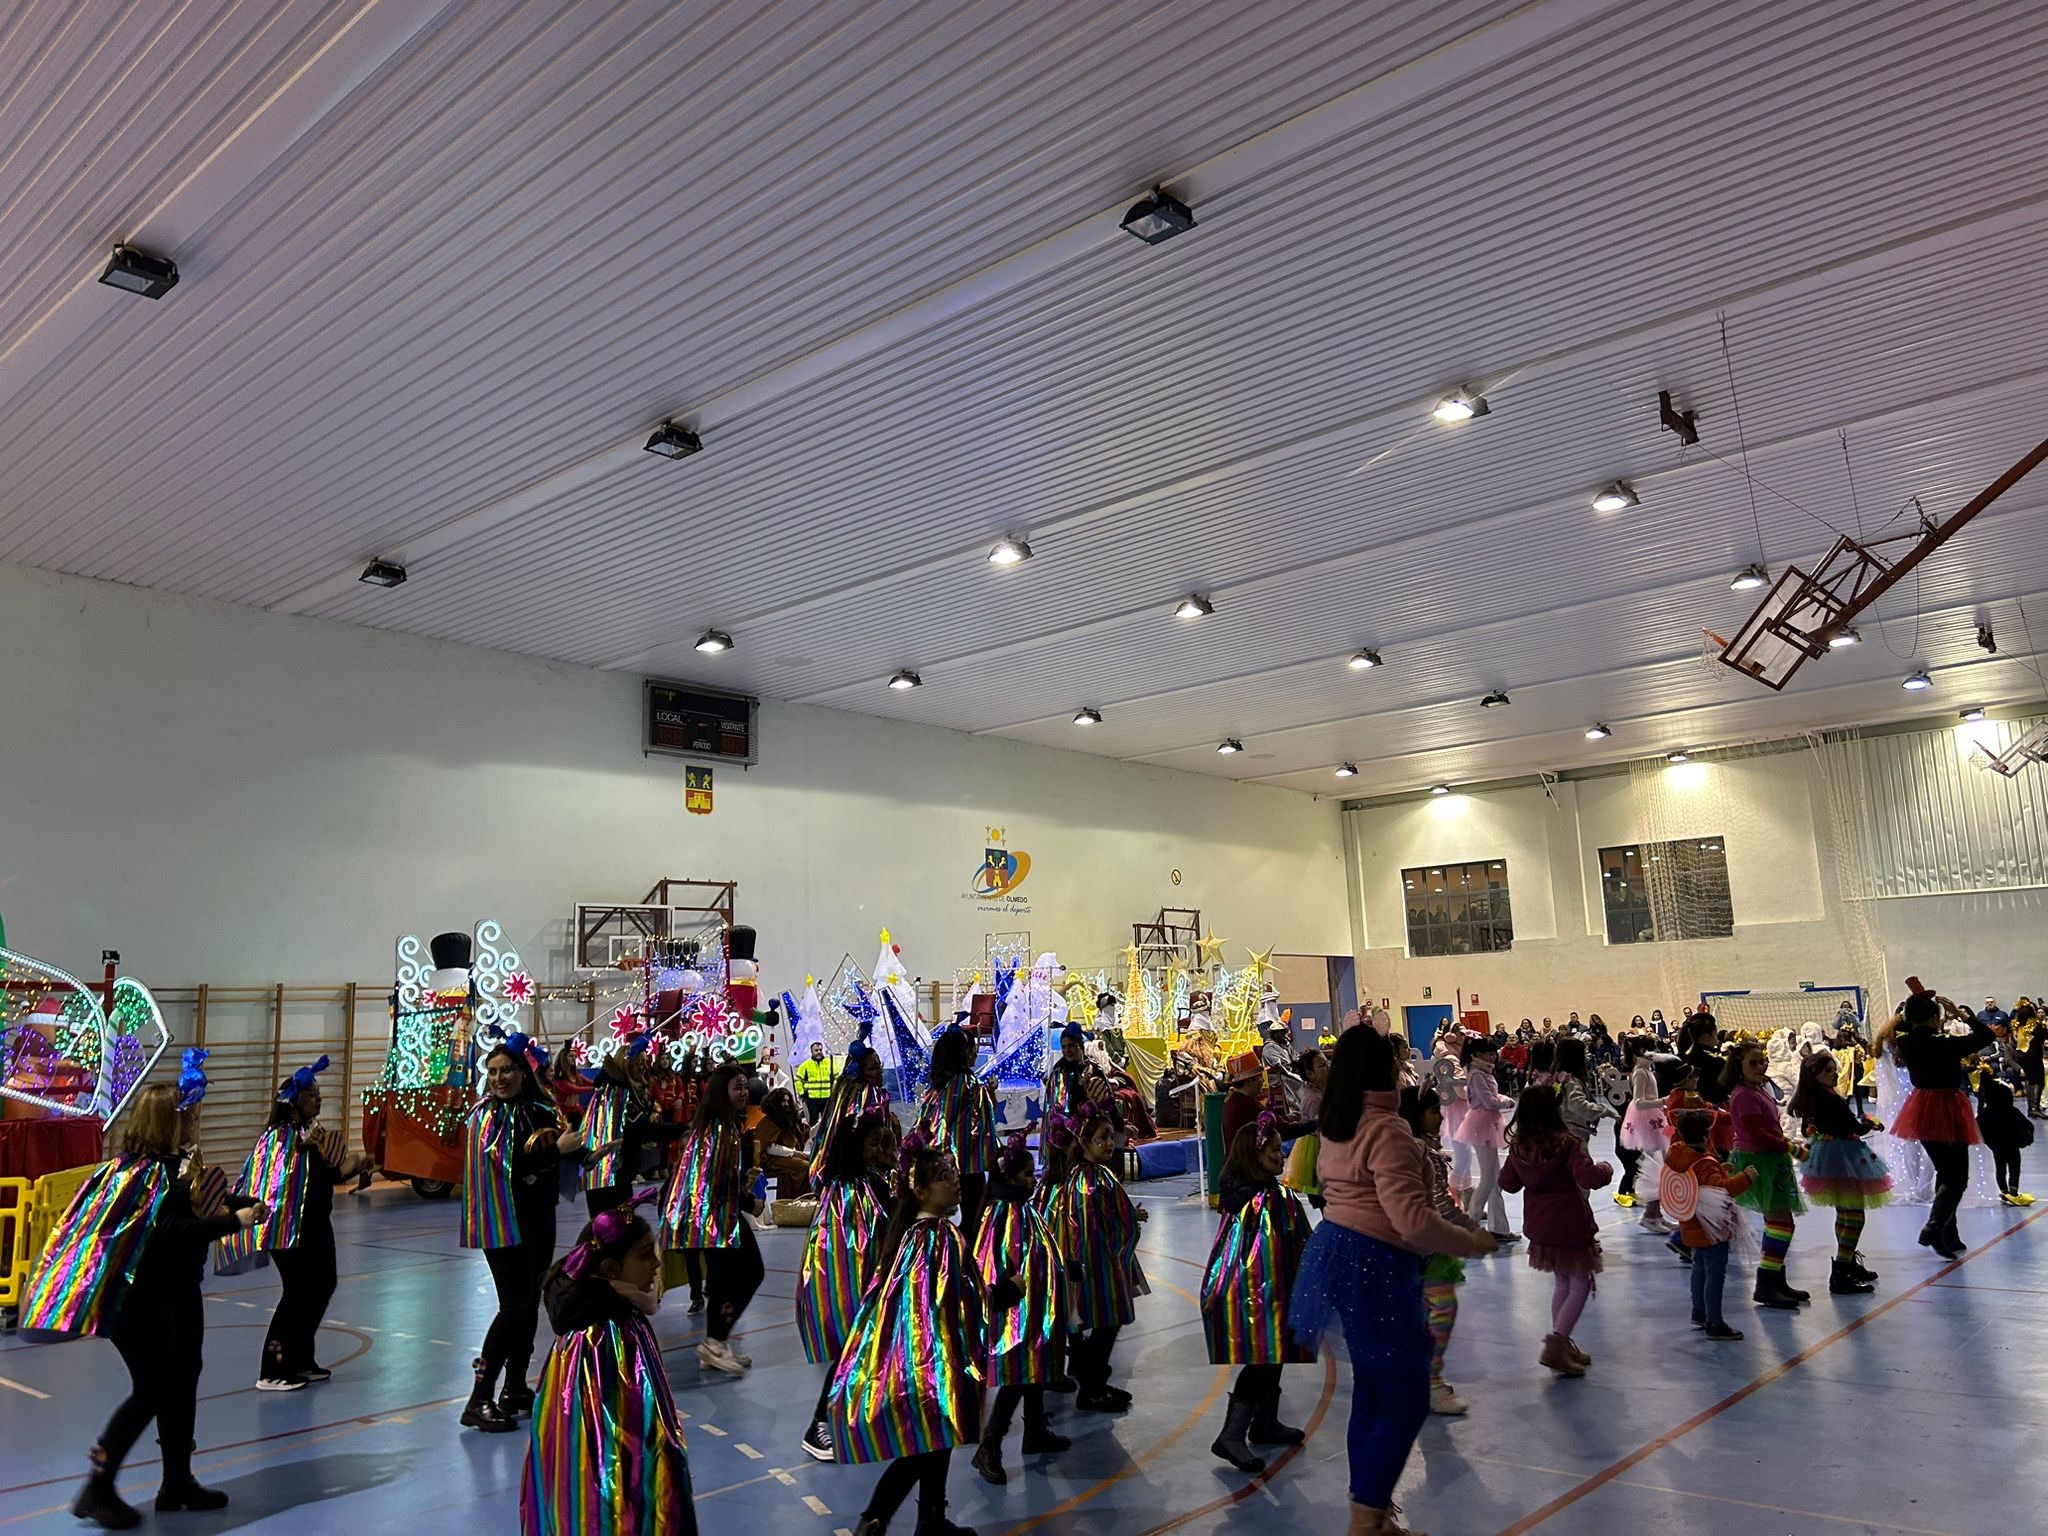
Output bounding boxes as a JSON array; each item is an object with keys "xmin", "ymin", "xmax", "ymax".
[
  {"xmin": 278, "ymin": 1054, "xmax": 330, "ymax": 1102},
  {"xmin": 175, "ymin": 1047, "xmax": 210, "ymax": 1110}
]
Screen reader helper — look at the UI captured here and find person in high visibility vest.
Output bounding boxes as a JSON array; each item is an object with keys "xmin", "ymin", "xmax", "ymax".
[{"xmin": 794, "ymin": 1042, "xmax": 838, "ymax": 1126}]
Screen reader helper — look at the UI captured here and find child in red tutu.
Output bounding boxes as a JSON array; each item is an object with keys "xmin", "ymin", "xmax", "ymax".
[
  {"xmin": 1788, "ymin": 1053, "xmax": 1890, "ymax": 1294},
  {"xmin": 1890, "ymin": 992, "xmax": 1993, "ymax": 1258},
  {"xmin": 1500, "ymin": 1086, "xmax": 1611, "ymax": 1377}
]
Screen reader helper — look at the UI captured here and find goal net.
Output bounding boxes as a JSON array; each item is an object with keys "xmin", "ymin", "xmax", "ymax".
[{"xmin": 1701, "ymin": 987, "xmax": 1863, "ymax": 1042}]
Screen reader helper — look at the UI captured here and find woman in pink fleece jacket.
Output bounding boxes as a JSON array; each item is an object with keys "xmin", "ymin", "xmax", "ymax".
[{"xmin": 1290, "ymin": 1028, "xmax": 1495, "ymax": 1536}]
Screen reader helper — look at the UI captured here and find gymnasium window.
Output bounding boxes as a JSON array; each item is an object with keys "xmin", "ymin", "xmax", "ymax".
[
  {"xmin": 1599, "ymin": 838, "xmax": 1734, "ymax": 943},
  {"xmin": 1401, "ymin": 860, "xmax": 1513, "ymax": 956}
]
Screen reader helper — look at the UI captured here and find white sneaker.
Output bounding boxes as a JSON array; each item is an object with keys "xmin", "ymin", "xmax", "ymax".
[
  {"xmin": 1639, "ymin": 1215, "xmax": 1672, "ymax": 1235},
  {"xmin": 696, "ymin": 1338, "xmax": 748, "ymax": 1376},
  {"xmin": 724, "ymin": 1340, "xmax": 753, "ymax": 1368},
  {"xmin": 1429, "ymin": 1381, "xmax": 1469, "ymax": 1416},
  {"xmin": 255, "ymin": 1375, "xmax": 308, "ymax": 1392}
]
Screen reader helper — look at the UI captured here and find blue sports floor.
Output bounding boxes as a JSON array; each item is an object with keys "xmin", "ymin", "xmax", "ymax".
[{"xmin": 1, "ymin": 1174, "xmax": 2037, "ymax": 1535}]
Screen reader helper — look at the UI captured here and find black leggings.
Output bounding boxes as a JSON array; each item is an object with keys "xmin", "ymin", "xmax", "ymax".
[
  {"xmin": 262, "ymin": 1220, "xmax": 337, "ymax": 1379},
  {"xmin": 704, "ymin": 1219, "xmax": 763, "ymax": 1342},
  {"xmin": 957, "ymin": 1173, "xmax": 988, "ymax": 1246},
  {"xmin": 1069, "ymin": 1325, "xmax": 1121, "ymax": 1389},
  {"xmin": 985, "ymin": 1383, "xmax": 1048, "ymax": 1436},
  {"xmin": 1616, "ymin": 1146, "xmax": 1642, "ymax": 1198},
  {"xmin": 1926, "ymin": 1140, "xmax": 1971, "ymax": 1233},
  {"xmin": 862, "ymin": 1447, "xmax": 953, "ymax": 1525},
  {"xmin": 1991, "ymin": 1143, "xmax": 2023, "ymax": 1196},
  {"xmin": 101, "ymin": 1293, "xmax": 203, "ymax": 1480},
  {"xmin": 481, "ymin": 1219, "xmax": 556, "ymax": 1388}
]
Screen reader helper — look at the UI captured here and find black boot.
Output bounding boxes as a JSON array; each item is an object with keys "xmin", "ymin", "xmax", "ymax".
[
  {"xmin": 1248, "ymin": 1386, "xmax": 1304, "ymax": 1447},
  {"xmin": 1916, "ymin": 1220, "xmax": 1940, "ymax": 1251},
  {"xmin": 1778, "ymin": 1270, "xmax": 1811, "ymax": 1304},
  {"xmin": 499, "ymin": 1368, "xmax": 537, "ymax": 1418},
  {"xmin": 461, "ymin": 1357, "xmax": 517, "ymax": 1433},
  {"xmin": 1019, "ymin": 1398, "xmax": 1069, "ymax": 1455},
  {"xmin": 1752, "ymin": 1267, "xmax": 1798, "ymax": 1309},
  {"xmin": 914, "ymin": 1488, "xmax": 978, "ymax": 1536},
  {"xmin": 1209, "ymin": 1393, "xmax": 1265, "ymax": 1474},
  {"xmin": 971, "ymin": 1424, "xmax": 1008, "ymax": 1486},
  {"xmin": 1845, "ymin": 1253, "xmax": 1878, "ymax": 1284},
  {"xmin": 1941, "ymin": 1219, "xmax": 1967, "ymax": 1256},
  {"xmin": 154, "ymin": 1438, "xmax": 229, "ymax": 1513},
  {"xmin": 71, "ymin": 1446, "xmax": 140, "ymax": 1531},
  {"xmin": 1828, "ymin": 1259, "xmax": 1875, "ymax": 1295}
]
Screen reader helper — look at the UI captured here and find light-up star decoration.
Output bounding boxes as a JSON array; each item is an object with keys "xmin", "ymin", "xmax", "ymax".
[{"xmin": 0, "ymin": 946, "xmax": 169, "ymax": 1122}]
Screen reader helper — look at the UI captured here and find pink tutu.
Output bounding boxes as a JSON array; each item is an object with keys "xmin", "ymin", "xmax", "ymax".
[
  {"xmin": 1450, "ymin": 1107, "xmax": 1505, "ymax": 1148},
  {"xmin": 1619, "ymin": 1101, "xmax": 1668, "ymax": 1153},
  {"xmin": 1890, "ymin": 1088, "xmax": 1981, "ymax": 1146},
  {"xmin": 1444, "ymin": 1098, "xmax": 1469, "ymax": 1137}
]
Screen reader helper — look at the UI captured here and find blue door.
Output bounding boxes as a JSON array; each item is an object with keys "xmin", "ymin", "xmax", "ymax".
[{"xmin": 1403, "ymin": 1004, "xmax": 1454, "ymax": 1056}]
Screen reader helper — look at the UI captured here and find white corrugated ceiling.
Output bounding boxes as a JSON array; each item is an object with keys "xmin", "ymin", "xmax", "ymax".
[{"xmin": 4, "ymin": 0, "xmax": 2047, "ymax": 797}]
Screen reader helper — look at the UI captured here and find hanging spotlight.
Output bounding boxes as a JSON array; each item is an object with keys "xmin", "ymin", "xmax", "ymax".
[
  {"xmin": 693, "ymin": 629, "xmax": 733, "ymax": 655},
  {"xmin": 1584, "ymin": 723, "xmax": 1612, "ymax": 740},
  {"xmin": 1730, "ymin": 563, "xmax": 1769, "ymax": 592},
  {"xmin": 1430, "ymin": 783, "xmax": 1451, "ymax": 796},
  {"xmin": 1347, "ymin": 648, "xmax": 1383, "ymax": 671},
  {"xmin": 358, "ymin": 559, "xmax": 407, "ymax": 588},
  {"xmin": 644, "ymin": 421, "xmax": 703, "ymax": 459},
  {"xmin": 888, "ymin": 670, "xmax": 923, "ymax": 691},
  {"xmin": 1901, "ymin": 670, "xmax": 1932, "ymax": 691},
  {"xmin": 1174, "ymin": 594, "xmax": 1214, "ymax": 621},
  {"xmin": 98, "ymin": 243, "xmax": 179, "ymax": 299},
  {"xmin": 1335, "ymin": 763, "xmax": 1358, "ymax": 778},
  {"xmin": 1120, "ymin": 188, "xmax": 1196, "ymax": 244},
  {"xmin": 1479, "ymin": 690, "xmax": 1511, "ymax": 708},
  {"xmin": 1666, "ymin": 750, "xmax": 1692, "ymax": 764},
  {"xmin": 1591, "ymin": 481, "xmax": 1640, "ymax": 513},
  {"xmin": 1073, "ymin": 707, "xmax": 1102, "ymax": 726},
  {"xmin": 1827, "ymin": 627, "xmax": 1861, "ymax": 650},
  {"xmin": 987, "ymin": 535, "xmax": 1033, "ymax": 567},
  {"xmin": 1959, "ymin": 706, "xmax": 1987, "ymax": 723},
  {"xmin": 1216, "ymin": 738, "xmax": 1244, "ymax": 755},
  {"xmin": 1432, "ymin": 389, "xmax": 1490, "ymax": 423}
]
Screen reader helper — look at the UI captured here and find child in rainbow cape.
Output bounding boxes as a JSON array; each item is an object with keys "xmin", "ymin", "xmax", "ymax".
[
  {"xmin": 798, "ymin": 1104, "xmax": 897, "ymax": 1462},
  {"xmin": 968, "ymin": 1131, "xmax": 1071, "ymax": 1486},
  {"xmin": 1046, "ymin": 1100, "xmax": 1148, "ymax": 1412}
]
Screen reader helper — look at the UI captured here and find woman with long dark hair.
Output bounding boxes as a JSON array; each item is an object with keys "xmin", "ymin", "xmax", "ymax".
[
  {"xmin": 1290, "ymin": 1027, "xmax": 1495, "ymax": 1535},
  {"xmin": 913, "ymin": 1025, "xmax": 997, "ymax": 1239},
  {"xmin": 1891, "ymin": 991, "xmax": 1994, "ymax": 1258},
  {"xmin": 461, "ymin": 1035, "xmax": 584, "ymax": 1433},
  {"xmin": 660, "ymin": 1061, "xmax": 767, "ymax": 1375}
]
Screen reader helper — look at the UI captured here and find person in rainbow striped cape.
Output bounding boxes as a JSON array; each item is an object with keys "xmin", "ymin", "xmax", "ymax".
[
  {"xmin": 519, "ymin": 1194, "xmax": 695, "ymax": 1536},
  {"xmin": 797, "ymin": 1104, "xmax": 897, "ymax": 1462},
  {"xmin": 26, "ymin": 1052, "xmax": 268, "ymax": 1529},
  {"xmin": 1201, "ymin": 1112, "xmax": 1313, "ymax": 1475},
  {"xmin": 1046, "ymin": 1100, "xmax": 1148, "ymax": 1413},
  {"xmin": 968, "ymin": 1131, "xmax": 1070, "ymax": 1486},
  {"xmin": 828, "ymin": 1132, "xmax": 1013, "ymax": 1536}
]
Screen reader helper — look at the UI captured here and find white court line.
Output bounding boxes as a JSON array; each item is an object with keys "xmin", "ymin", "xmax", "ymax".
[
  {"xmin": 735, "ymin": 1443, "xmax": 763, "ymax": 1460},
  {"xmin": 802, "ymin": 1494, "xmax": 831, "ymax": 1515},
  {"xmin": 0, "ymin": 1375, "xmax": 51, "ymax": 1400}
]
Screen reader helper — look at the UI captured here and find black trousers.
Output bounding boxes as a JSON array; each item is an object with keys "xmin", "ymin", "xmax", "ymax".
[
  {"xmin": 985, "ymin": 1383, "xmax": 1049, "ymax": 1438},
  {"xmin": 1229, "ymin": 1362, "xmax": 1282, "ymax": 1402},
  {"xmin": 863, "ymin": 1447, "xmax": 952, "ymax": 1524},
  {"xmin": 480, "ymin": 1209, "xmax": 556, "ymax": 1388},
  {"xmin": 704, "ymin": 1219, "xmax": 764, "ymax": 1342},
  {"xmin": 261, "ymin": 1218, "xmax": 337, "ymax": 1379},
  {"xmin": 1616, "ymin": 1146, "xmax": 1642, "ymax": 1198},
  {"xmin": 1926, "ymin": 1140, "xmax": 1970, "ymax": 1233},
  {"xmin": 1069, "ymin": 1325, "xmax": 1121, "ymax": 1389},
  {"xmin": 101, "ymin": 1289, "xmax": 204, "ymax": 1480},
  {"xmin": 1990, "ymin": 1143, "xmax": 2023, "ymax": 1195},
  {"xmin": 957, "ymin": 1173, "xmax": 988, "ymax": 1246}
]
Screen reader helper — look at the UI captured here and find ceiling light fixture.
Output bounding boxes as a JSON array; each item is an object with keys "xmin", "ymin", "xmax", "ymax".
[
  {"xmin": 1827, "ymin": 627, "xmax": 1861, "ymax": 650},
  {"xmin": 1480, "ymin": 690, "xmax": 1511, "ymax": 708},
  {"xmin": 1174, "ymin": 594, "xmax": 1214, "ymax": 621},
  {"xmin": 1584, "ymin": 723, "xmax": 1612, "ymax": 740},
  {"xmin": 1959, "ymin": 705, "xmax": 1987, "ymax": 723},
  {"xmin": 1591, "ymin": 481, "xmax": 1640, "ymax": 513},
  {"xmin": 1432, "ymin": 389, "xmax": 1489, "ymax": 423},
  {"xmin": 1347, "ymin": 648, "xmax": 1383, "ymax": 671},
  {"xmin": 1730, "ymin": 563, "xmax": 1769, "ymax": 592},
  {"xmin": 1430, "ymin": 783, "xmax": 1451, "ymax": 796},
  {"xmin": 1334, "ymin": 763, "xmax": 1358, "ymax": 778},
  {"xmin": 1216, "ymin": 738, "xmax": 1244, "ymax": 755},
  {"xmin": 358, "ymin": 559, "xmax": 407, "ymax": 588},
  {"xmin": 888, "ymin": 670, "xmax": 922, "ymax": 691},
  {"xmin": 1902, "ymin": 670, "xmax": 1932, "ymax": 692},
  {"xmin": 644, "ymin": 421, "xmax": 703, "ymax": 459},
  {"xmin": 987, "ymin": 535, "xmax": 1033, "ymax": 567},
  {"xmin": 693, "ymin": 629, "xmax": 733, "ymax": 654},
  {"xmin": 1667, "ymin": 750, "xmax": 1692, "ymax": 764},
  {"xmin": 1120, "ymin": 188, "xmax": 1196, "ymax": 244},
  {"xmin": 1073, "ymin": 707, "xmax": 1102, "ymax": 726},
  {"xmin": 98, "ymin": 243, "xmax": 179, "ymax": 299}
]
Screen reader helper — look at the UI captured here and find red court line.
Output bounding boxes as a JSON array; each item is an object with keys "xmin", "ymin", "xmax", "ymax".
[{"xmin": 1494, "ymin": 1207, "xmax": 2048, "ymax": 1536}]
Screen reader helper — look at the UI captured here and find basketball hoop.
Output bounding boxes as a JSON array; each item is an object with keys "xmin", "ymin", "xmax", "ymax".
[{"xmin": 1698, "ymin": 628, "xmax": 1730, "ymax": 680}]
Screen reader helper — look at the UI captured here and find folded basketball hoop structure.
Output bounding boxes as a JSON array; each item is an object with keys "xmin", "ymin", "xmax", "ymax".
[
  {"xmin": 1976, "ymin": 719, "xmax": 2048, "ymax": 778},
  {"xmin": 1718, "ymin": 436, "xmax": 2048, "ymax": 691}
]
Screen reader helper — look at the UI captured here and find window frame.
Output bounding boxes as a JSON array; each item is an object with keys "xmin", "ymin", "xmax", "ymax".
[
  {"xmin": 1400, "ymin": 858, "xmax": 1514, "ymax": 957},
  {"xmin": 1598, "ymin": 836, "xmax": 1734, "ymax": 944}
]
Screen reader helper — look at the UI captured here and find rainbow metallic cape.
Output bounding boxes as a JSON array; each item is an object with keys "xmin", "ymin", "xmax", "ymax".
[
  {"xmin": 462, "ymin": 1099, "xmax": 523, "ymax": 1250},
  {"xmin": 216, "ymin": 1124, "xmax": 313, "ymax": 1267},
  {"xmin": 1050, "ymin": 1162, "xmax": 1142, "ymax": 1330},
  {"xmin": 797, "ymin": 1178, "xmax": 881, "ymax": 1365},
  {"xmin": 578, "ymin": 1082, "xmax": 628, "ymax": 1191},
  {"xmin": 19, "ymin": 1155, "xmax": 171, "ymax": 1336},
  {"xmin": 973, "ymin": 1193, "xmax": 1064, "ymax": 1385},
  {"xmin": 828, "ymin": 1217, "xmax": 986, "ymax": 1463},
  {"xmin": 518, "ymin": 1310, "xmax": 695, "ymax": 1536},
  {"xmin": 1199, "ymin": 1186, "xmax": 1314, "ymax": 1365},
  {"xmin": 912, "ymin": 1077, "xmax": 997, "ymax": 1176},
  {"xmin": 659, "ymin": 1121, "xmax": 742, "ymax": 1251},
  {"xmin": 809, "ymin": 1083, "xmax": 892, "ymax": 1181}
]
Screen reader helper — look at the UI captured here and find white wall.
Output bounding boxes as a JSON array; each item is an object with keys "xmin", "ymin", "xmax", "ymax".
[
  {"xmin": 1344, "ymin": 750, "xmax": 2042, "ymax": 1025},
  {"xmin": 0, "ymin": 565, "xmax": 1349, "ymax": 988}
]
